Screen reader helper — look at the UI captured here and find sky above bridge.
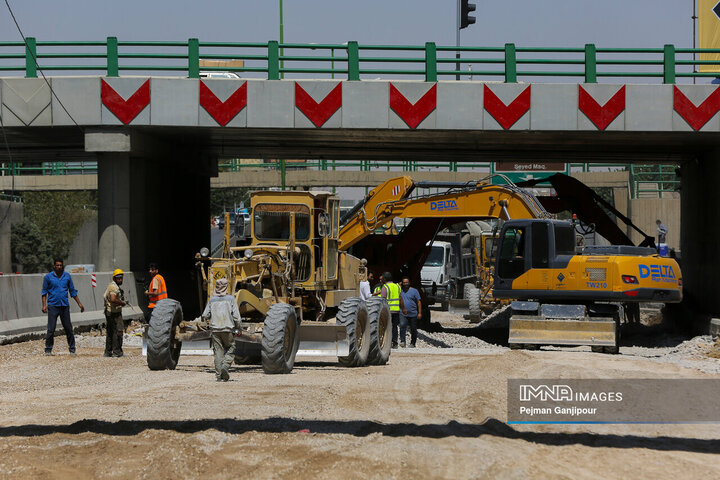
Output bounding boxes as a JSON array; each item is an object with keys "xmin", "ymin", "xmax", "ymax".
[{"xmin": 0, "ymin": 0, "xmax": 693, "ymax": 49}]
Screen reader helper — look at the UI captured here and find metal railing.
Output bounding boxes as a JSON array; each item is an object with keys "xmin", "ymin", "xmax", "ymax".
[
  {"xmin": 0, "ymin": 162, "xmax": 97, "ymax": 176},
  {"xmin": 629, "ymin": 164, "xmax": 679, "ymax": 199},
  {"xmin": 217, "ymin": 159, "xmax": 493, "ymax": 173},
  {"xmin": 1, "ymin": 38, "xmax": 719, "ymax": 83},
  {"xmin": 0, "ymin": 159, "xmax": 678, "ymax": 198}
]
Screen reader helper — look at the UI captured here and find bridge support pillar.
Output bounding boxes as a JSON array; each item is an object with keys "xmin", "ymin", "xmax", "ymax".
[
  {"xmin": 678, "ymin": 154, "xmax": 720, "ymax": 333},
  {"xmin": 97, "ymin": 153, "xmax": 131, "ymax": 271},
  {"xmin": 90, "ymin": 130, "xmax": 212, "ymax": 317}
]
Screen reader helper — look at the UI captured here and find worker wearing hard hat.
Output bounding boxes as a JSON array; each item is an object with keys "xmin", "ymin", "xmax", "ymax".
[{"xmin": 103, "ymin": 269, "xmax": 128, "ymax": 357}]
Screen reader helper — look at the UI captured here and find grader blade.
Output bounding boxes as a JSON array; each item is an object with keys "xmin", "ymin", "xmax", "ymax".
[
  {"xmin": 297, "ymin": 323, "xmax": 350, "ymax": 357},
  {"xmin": 508, "ymin": 316, "xmax": 617, "ymax": 347}
]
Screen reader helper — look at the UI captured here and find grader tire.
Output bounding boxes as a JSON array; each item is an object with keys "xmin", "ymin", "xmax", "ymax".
[
  {"xmin": 337, "ymin": 297, "xmax": 371, "ymax": 367},
  {"xmin": 261, "ymin": 303, "xmax": 300, "ymax": 374},
  {"xmin": 147, "ymin": 299, "xmax": 183, "ymax": 371},
  {"xmin": 463, "ymin": 283, "xmax": 475, "ymax": 300},
  {"xmin": 467, "ymin": 286, "xmax": 482, "ymax": 321},
  {"xmin": 366, "ymin": 297, "xmax": 391, "ymax": 366}
]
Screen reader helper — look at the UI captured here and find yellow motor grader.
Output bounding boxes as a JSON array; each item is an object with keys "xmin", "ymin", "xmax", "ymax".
[{"xmin": 145, "ymin": 190, "xmax": 391, "ymax": 374}]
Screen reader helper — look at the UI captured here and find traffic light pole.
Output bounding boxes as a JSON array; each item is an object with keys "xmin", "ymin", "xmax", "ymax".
[{"xmin": 456, "ymin": 0, "xmax": 461, "ymax": 81}]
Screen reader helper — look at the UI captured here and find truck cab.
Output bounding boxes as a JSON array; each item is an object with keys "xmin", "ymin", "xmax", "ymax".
[{"xmin": 421, "ymin": 235, "xmax": 474, "ymax": 310}]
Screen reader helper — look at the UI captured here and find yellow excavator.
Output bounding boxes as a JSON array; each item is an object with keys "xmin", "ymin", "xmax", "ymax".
[{"xmin": 338, "ymin": 174, "xmax": 683, "ymax": 353}]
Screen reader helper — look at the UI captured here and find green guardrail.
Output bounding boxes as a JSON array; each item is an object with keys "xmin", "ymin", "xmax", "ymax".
[
  {"xmin": 0, "ymin": 192, "xmax": 22, "ymax": 202},
  {"xmin": 217, "ymin": 159, "xmax": 493, "ymax": 172},
  {"xmin": 0, "ymin": 162, "xmax": 97, "ymax": 176},
  {"xmin": 0, "ymin": 160, "xmax": 679, "ymax": 198},
  {"xmin": 629, "ymin": 164, "xmax": 679, "ymax": 199},
  {"xmin": 1, "ymin": 38, "xmax": 719, "ymax": 83}
]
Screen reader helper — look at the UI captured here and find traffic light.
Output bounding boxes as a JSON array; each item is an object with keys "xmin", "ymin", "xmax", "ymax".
[{"xmin": 460, "ymin": 0, "xmax": 476, "ymax": 29}]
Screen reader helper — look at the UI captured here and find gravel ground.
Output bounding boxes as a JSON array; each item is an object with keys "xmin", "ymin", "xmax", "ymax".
[{"xmin": 1, "ymin": 306, "xmax": 719, "ymax": 479}]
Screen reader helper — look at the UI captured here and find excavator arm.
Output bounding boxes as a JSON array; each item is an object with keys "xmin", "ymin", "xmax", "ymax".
[{"xmin": 339, "ymin": 177, "xmax": 550, "ymax": 250}]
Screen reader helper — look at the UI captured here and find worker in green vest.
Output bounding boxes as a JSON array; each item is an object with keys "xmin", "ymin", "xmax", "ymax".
[{"xmin": 374, "ymin": 271, "xmax": 404, "ymax": 348}]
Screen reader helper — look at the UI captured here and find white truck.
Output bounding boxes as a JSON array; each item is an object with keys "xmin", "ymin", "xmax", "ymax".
[{"xmin": 420, "ymin": 233, "xmax": 474, "ymax": 310}]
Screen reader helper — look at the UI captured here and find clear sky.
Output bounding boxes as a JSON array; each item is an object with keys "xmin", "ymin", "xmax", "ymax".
[{"xmin": 0, "ymin": 0, "xmax": 695, "ymax": 49}]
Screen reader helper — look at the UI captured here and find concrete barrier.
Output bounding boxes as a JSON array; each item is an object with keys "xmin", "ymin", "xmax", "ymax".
[{"xmin": 0, "ymin": 271, "xmax": 144, "ymax": 337}]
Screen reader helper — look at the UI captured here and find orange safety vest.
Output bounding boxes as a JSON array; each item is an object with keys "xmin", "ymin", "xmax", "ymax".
[{"xmin": 148, "ymin": 274, "xmax": 168, "ymax": 308}]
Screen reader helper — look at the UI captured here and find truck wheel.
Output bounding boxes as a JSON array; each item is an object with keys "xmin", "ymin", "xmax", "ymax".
[
  {"xmin": 463, "ymin": 283, "xmax": 475, "ymax": 300},
  {"xmin": 337, "ymin": 297, "xmax": 371, "ymax": 367},
  {"xmin": 147, "ymin": 299, "xmax": 183, "ymax": 371},
  {"xmin": 261, "ymin": 303, "xmax": 300, "ymax": 374},
  {"xmin": 467, "ymin": 286, "xmax": 482, "ymax": 321},
  {"xmin": 366, "ymin": 297, "xmax": 391, "ymax": 365}
]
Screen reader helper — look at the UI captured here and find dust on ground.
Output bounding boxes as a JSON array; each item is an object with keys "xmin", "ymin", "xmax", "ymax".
[{"xmin": 1, "ymin": 310, "xmax": 719, "ymax": 480}]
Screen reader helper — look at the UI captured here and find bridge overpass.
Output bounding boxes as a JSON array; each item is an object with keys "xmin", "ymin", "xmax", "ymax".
[{"xmin": 0, "ymin": 39, "xmax": 717, "ymax": 325}]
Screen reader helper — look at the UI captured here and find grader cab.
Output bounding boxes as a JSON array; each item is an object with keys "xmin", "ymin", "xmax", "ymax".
[{"xmin": 145, "ymin": 190, "xmax": 391, "ymax": 374}]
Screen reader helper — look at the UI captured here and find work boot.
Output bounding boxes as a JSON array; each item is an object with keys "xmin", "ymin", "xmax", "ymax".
[
  {"xmin": 220, "ymin": 368, "xmax": 230, "ymax": 382},
  {"xmin": 70, "ymin": 351, "xmax": 77, "ymax": 356},
  {"xmin": 409, "ymin": 343, "xmax": 416, "ymax": 348},
  {"xmin": 103, "ymin": 352, "xmax": 112, "ymax": 357},
  {"xmin": 391, "ymin": 343, "xmax": 398, "ymax": 349},
  {"xmin": 44, "ymin": 351, "xmax": 53, "ymax": 356},
  {"xmin": 400, "ymin": 342, "xmax": 406, "ymax": 348},
  {"xmin": 112, "ymin": 352, "xmax": 124, "ymax": 358}
]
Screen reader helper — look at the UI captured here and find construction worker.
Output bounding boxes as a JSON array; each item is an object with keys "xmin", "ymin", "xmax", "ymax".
[
  {"xmin": 144, "ymin": 262, "xmax": 167, "ymax": 323},
  {"xmin": 103, "ymin": 269, "xmax": 127, "ymax": 357},
  {"xmin": 202, "ymin": 278, "xmax": 241, "ymax": 381},
  {"xmin": 41, "ymin": 258, "xmax": 85, "ymax": 356},
  {"xmin": 359, "ymin": 271, "xmax": 373, "ymax": 301},
  {"xmin": 376, "ymin": 272, "xmax": 404, "ymax": 349}
]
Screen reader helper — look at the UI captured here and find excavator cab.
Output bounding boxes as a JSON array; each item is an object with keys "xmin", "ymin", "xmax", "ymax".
[{"xmin": 494, "ymin": 219, "xmax": 576, "ymax": 296}]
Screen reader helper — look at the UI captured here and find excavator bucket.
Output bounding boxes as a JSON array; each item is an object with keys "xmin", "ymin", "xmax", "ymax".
[{"xmin": 508, "ymin": 317, "xmax": 617, "ymax": 347}]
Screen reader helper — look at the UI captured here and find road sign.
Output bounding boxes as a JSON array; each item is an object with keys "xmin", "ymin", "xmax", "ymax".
[{"xmin": 491, "ymin": 161, "xmax": 568, "ymax": 185}]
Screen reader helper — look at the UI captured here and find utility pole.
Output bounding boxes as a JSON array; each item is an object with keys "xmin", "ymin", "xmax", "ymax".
[
  {"xmin": 456, "ymin": 0, "xmax": 461, "ymax": 81},
  {"xmin": 457, "ymin": 0, "xmax": 476, "ymax": 81},
  {"xmin": 279, "ymin": 0, "xmax": 284, "ymax": 79},
  {"xmin": 693, "ymin": 0, "xmax": 697, "ymax": 84}
]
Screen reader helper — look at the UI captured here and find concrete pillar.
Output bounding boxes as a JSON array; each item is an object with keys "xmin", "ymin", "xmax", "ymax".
[
  {"xmin": 97, "ymin": 153, "xmax": 131, "ymax": 271},
  {"xmin": 0, "ymin": 200, "xmax": 24, "ymax": 273},
  {"xmin": 679, "ymin": 153, "xmax": 720, "ymax": 331},
  {"xmin": 89, "ymin": 130, "xmax": 211, "ymax": 318}
]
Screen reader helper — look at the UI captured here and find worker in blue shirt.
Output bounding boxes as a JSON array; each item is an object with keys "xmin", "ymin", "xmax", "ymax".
[
  {"xmin": 41, "ymin": 258, "xmax": 85, "ymax": 356},
  {"xmin": 399, "ymin": 276, "xmax": 422, "ymax": 348}
]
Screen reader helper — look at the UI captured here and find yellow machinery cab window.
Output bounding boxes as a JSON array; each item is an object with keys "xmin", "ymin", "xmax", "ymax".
[{"xmin": 254, "ymin": 204, "xmax": 311, "ymax": 241}]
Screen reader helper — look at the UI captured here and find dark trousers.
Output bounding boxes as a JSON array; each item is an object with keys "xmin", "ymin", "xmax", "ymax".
[
  {"xmin": 212, "ymin": 331, "xmax": 235, "ymax": 379},
  {"xmin": 144, "ymin": 307, "xmax": 154, "ymax": 324},
  {"xmin": 45, "ymin": 305, "xmax": 75, "ymax": 353},
  {"xmin": 400, "ymin": 314, "xmax": 418, "ymax": 345},
  {"xmin": 391, "ymin": 312, "xmax": 400, "ymax": 346},
  {"xmin": 104, "ymin": 311, "xmax": 124, "ymax": 356}
]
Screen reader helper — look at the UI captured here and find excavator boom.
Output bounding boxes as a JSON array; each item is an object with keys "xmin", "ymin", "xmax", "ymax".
[{"xmin": 339, "ymin": 177, "xmax": 549, "ymax": 250}]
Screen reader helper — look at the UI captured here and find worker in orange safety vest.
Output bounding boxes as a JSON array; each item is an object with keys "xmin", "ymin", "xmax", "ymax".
[{"xmin": 144, "ymin": 262, "xmax": 168, "ymax": 323}]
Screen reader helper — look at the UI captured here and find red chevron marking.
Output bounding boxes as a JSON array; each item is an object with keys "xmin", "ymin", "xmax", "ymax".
[
  {"xmin": 199, "ymin": 81, "xmax": 247, "ymax": 126},
  {"xmin": 101, "ymin": 79, "xmax": 150, "ymax": 125},
  {"xmin": 483, "ymin": 85, "xmax": 531, "ymax": 130},
  {"xmin": 389, "ymin": 83, "xmax": 437, "ymax": 129},
  {"xmin": 578, "ymin": 85, "xmax": 626, "ymax": 131},
  {"xmin": 295, "ymin": 82, "xmax": 342, "ymax": 127},
  {"xmin": 674, "ymin": 86, "xmax": 720, "ymax": 131}
]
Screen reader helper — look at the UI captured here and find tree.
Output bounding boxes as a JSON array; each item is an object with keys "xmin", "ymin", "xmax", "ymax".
[
  {"xmin": 209, "ymin": 187, "xmax": 251, "ymax": 216},
  {"xmin": 22, "ymin": 191, "xmax": 96, "ymax": 260},
  {"xmin": 11, "ymin": 220, "xmax": 54, "ymax": 273}
]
